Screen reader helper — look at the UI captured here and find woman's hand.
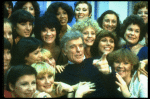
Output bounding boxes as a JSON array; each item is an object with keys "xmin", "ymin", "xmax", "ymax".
[
  {"xmin": 75, "ymin": 82, "xmax": 96, "ymax": 98},
  {"xmin": 93, "ymin": 52, "xmax": 110, "ymax": 74},
  {"xmin": 115, "ymin": 73, "xmax": 131, "ymax": 98},
  {"xmin": 54, "ymin": 82, "xmax": 74, "ymax": 95},
  {"xmin": 55, "ymin": 65, "xmax": 65, "ymax": 73}
]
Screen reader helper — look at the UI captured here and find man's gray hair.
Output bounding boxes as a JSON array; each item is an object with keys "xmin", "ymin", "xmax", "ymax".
[{"xmin": 60, "ymin": 30, "xmax": 84, "ymax": 50}]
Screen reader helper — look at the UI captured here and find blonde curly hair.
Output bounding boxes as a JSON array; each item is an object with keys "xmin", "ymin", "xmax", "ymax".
[{"xmin": 71, "ymin": 18, "xmax": 102, "ymax": 34}]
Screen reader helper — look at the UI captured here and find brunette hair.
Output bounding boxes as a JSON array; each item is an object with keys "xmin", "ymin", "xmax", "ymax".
[
  {"xmin": 107, "ymin": 48, "xmax": 139, "ymax": 76},
  {"xmin": 6, "ymin": 65, "xmax": 37, "ymax": 91},
  {"xmin": 97, "ymin": 10, "xmax": 121, "ymax": 38},
  {"xmin": 45, "ymin": 2, "xmax": 74, "ymax": 23},
  {"xmin": 90, "ymin": 30, "xmax": 119, "ymax": 57},
  {"xmin": 133, "ymin": 1, "xmax": 148, "ymax": 14}
]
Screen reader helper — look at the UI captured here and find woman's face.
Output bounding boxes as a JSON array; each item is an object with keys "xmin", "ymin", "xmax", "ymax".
[
  {"xmin": 4, "ymin": 49, "xmax": 11, "ymax": 74},
  {"xmin": 98, "ymin": 37, "xmax": 115, "ymax": 54},
  {"xmin": 12, "ymin": 75, "xmax": 36, "ymax": 98},
  {"xmin": 56, "ymin": 7, "xmax": 68, "ymax": 26},
  {"xmin": 82, "ymin": 27, "xmax": 96, "ymax": 47},
  {"xmin": 22, "ymin": 2, "xmax": 35, "ymax": 17},
  {"xmin": 114, "ymin": 61, "xmax": 132, "ymax": 79},
  {"xmin": 102, "ymin": 14, "xmax": 117, "ymax": 32},
  {"xmin": 124, "ymin": 23, "xmax": 140, "ymax": 45},
  {"xmin": 4, "ymin": 22, "xmax": 13, "ymax": 46},
  {"xmin": 75, "ymin": 3, "xmax": 90, "ymax": 21},
  {"xmin": 41, "ymin": 27, "xmax": 56, "ymax": 44},
  {"xmin": 36, "ymin": 73, "xmax": 54, "ymax": 93},
  {"xmin": 25, "ymin": 47, "xmax": 42, "ymax": 65},
  {"xmin": 137, "ymin": 6, "xmax": 148, "ymax": 24},
  {"xmin": 15, "ymin": 21, "xmax": 33, "ymax": 38},
  {"xmin": 4, "ymin": 2, "xmax": 12, "ymax": 18}
]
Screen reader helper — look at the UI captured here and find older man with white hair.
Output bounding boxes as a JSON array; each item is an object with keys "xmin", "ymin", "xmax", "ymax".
[{"xmin": 55, "ymin": 30, "xmax": 124, "ymax": 98}]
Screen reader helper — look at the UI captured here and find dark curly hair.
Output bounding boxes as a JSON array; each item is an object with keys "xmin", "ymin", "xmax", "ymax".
[
  {"xmin": 45, "ymin": 2, "xmax": 74, "ymax": 23},
  {"xmin": 133, "ymin": 1, "xmax": 148, "ymax": 14},
  {"xmin": 34, "ymin": 13, "xmax": 61, "ymax": 46},
  {"xmin": 9, "ymin": 9, "xmax": 35, "ymax": 39},
  {"xmin": 97, "ymin": 10, "xmax": 121, "ymax": 38},
  {"xmin": 90, "ymin": 30, "xmax": 119, "ymax": 57},
  {"xmin": 13, "ymin": 1, "xmax": 40, "ymax": 18},
  {"xmin": 120, "ymin": 14, "xmax": 146, "ymax": 42}
]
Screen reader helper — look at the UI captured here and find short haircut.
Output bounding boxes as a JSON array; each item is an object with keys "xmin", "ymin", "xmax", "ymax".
[
  {"xmin": 31, "ymin": 62, "xmax": 55, "ymax": 79},
  {"xmin": 133, "ymin": 1, "xmax": 148, "ymax": 14},
  {"xmin": 6, "ymin": 65, "xmax": 37, "ymax": 91},
  {"xmin": 120, "ymin": 15, "xmax": 146, "ymax": 42},
  {"xmin": 9, "ymin": 9, "xmax": 35, "ymax": 39},
  {"xmin": 60, "ymin": 30, "xmax": 84, "ymax": 50},
  {"xmin": 10, "ymin": 37, "xmax": 42, "ymax": 66},
  {"xmin": 107, "ymin": 48, "xmax": 139, "ymax": 76},
  {"xmin": 90, "ymin": 30, "xmax": 119, "ymax": 57},
  {"xmin": 4, "ymin": 37, "xmax": 11, "ymax": 50},
  {"xmin": 45, "ymin": 2, "xmax": 74, "ymax": 23},
  {"xmin": 74, "ymin": 1, "xmax": 92, "ymax": 16},
  {"xmin": 34, "ymin": 13, "xmax": 61, "ymax": 46},
  {"xmin": 71, "ymin": 18, "xmax": 102, "ymax": 35},
  {"xmin": 13, "ymin": 1, "xmax": 40, "ymax": 18},
  {"xmin": 97, "ymin": 10, "xmax": 121, "ymax": 38}
]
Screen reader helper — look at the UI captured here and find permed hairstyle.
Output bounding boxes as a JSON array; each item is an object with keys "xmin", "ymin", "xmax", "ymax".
[
  {"xmin": 6, "ymin": 65, "xmax": 37, "ymax": 91},
  {"xmin": 90, "ymin": 30, "xmax": 119, "ymax": 57},
  {"xmin": 74, "ymin": 1, "xmax": 92, "ymax": 16},
  {"xmin": 10, "ymin": 37, "xmax": 42, "ymax": 66},
  {"xmin": 31, "ymin": 62, "xmax": 55, "ymax": 79},
  {"xmin": 133, "ymin": 1, "xmax": 148, "ymax": 14},
  {"xmin": 120, "ymin": 14, "xmax": 146, "ymax": 42},
  {"xmin": 13, "ymin": 1, "xmax": 40, "ymax": 18},
  {"xmin": 9, "ymin": 9, "xmax": 35, "ymax": 39},
  {"xmin": 71, "ymin": 18, "xmax": 102, "ymax": 35},
  {"xmin": 97, "ymin": 10, "xmax": 121, "ymax": 38},
  {"xmin": 45, "ymin": 2, "xmax": 74, "ymax": 23},
  {"xmin": 60, "ymin": 30, "xmax": 84, "ymax": 50},
  {"xmin": 107, "ymin": 48, "xmax": 139, "ymax": 76},
  {"xmin": 34, "ymin": 13, "xmax": 61, "ymax": 46}
]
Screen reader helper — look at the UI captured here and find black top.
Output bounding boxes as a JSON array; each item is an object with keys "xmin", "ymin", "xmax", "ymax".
[{"xmin": 55, "ymin": 57, "xmax": 124, "ymax": 98}]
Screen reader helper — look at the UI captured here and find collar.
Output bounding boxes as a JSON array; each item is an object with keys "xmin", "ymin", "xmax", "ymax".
[{"xmin": 68, "ymin": 55, "xmax": 86, "ymax": 64}]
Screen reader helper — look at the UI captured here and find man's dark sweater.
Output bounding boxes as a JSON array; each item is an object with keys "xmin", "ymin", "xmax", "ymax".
[{"xmin": 55, "ymin": 57, "xmax": 123, "ymax": 98}]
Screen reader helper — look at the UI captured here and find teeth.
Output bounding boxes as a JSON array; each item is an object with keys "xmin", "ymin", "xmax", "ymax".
[
  {"xmin": 104, "ymin": 48, "xmax": 110, "ymax": 50},
  {"xmin": 78, "ymin": 16, "xmax": 84, "ymax": 18}
]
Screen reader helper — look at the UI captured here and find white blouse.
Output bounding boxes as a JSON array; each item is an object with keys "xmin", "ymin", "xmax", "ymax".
[{"xmin": 117, "ymin": 71, "xmax": 148, "ymax": 98}]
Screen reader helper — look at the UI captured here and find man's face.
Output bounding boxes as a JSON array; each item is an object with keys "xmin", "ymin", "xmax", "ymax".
[{"xmin": 63, "ymin": 37, "xmax": 84, "ymax": 64}]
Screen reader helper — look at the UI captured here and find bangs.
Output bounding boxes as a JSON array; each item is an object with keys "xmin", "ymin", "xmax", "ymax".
[{"xmin": 108, "ymin": 48, "xmax": 139, "ymax": 66}]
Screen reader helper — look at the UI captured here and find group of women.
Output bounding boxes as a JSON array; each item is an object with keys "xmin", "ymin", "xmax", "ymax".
[{"xmin": 4, "ymin": 1, "xmax": 148, "ymax": 98}]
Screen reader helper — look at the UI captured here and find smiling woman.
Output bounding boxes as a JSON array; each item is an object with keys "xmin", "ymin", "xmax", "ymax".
[
  {"xmin": 45, "ymin": 2, "xmax": 74, "ymax": 39},
  {"xmin": 5, "ymin": 65, "xmax": 37, "ymax": 98},
  {"xmin": 9, "ymin": 9, "xmax": 35, "ymax": 44},
  {"xmin": 10, "ymin": 37, "xmax": 43, "ymax": 66},
  {"xmin": 34, "ymin": 13, "xmax": 68, "ymax": 65}
]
